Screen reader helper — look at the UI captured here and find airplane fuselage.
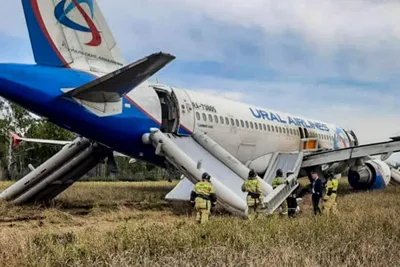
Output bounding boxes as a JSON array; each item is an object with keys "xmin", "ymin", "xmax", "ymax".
[{"xmin": 0, "ymin": 63, "xmax": 354, "ymax": 170}]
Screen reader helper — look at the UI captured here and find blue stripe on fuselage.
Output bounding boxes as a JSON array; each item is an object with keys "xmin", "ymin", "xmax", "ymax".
[{"xmin": 0, "ymin": 63, "xmax": 164, "ymax": 166}]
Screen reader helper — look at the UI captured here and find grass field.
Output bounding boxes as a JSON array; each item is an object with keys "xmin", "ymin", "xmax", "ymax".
[{"xmin": 0, "ymin": 180, "xmax": 400, "ymax": 267}]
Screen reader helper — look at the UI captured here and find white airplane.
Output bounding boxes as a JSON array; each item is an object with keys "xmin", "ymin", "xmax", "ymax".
[{"xmin": 0, "ymin": 0, "xmax": 400, "ymax": 216}]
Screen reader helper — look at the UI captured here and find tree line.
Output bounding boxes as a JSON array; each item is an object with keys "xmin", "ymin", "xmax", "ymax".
[{"xmin": 0, "ymin": 99, "xmax": 179, "ymax": 182}]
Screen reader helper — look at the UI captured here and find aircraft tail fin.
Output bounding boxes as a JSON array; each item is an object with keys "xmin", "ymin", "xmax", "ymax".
[{"xmin": 21, "ymin": 0, "xmax": 125, "ymax": 74}]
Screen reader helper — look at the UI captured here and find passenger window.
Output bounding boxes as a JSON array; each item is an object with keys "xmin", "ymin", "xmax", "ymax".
[
  {"xmin": 202, "ymin": 113, "xmax": 207, "ymax": 121},
  {"xmin": 208, "ymin": 114, "xmax": 213, "ymax": 122},
  {"xmin": 225, "ymin": 117, "xmax": 229, "ymax": 125},
  {"xmin": 230, "ymin": 118, "xmax": 235, "ymax": 126},
  {"xmin": 245, "ymin": 121, "xmax": 249, "ymax": 128},
  {"xmin": 279, "ymin": 127, "xmax": 282, "ymax": 133},
  {"xmin": 220, "ymin": 116, "xmax": 224, "ymax": 124},
  {"xmin": 255, "ymin": 123, "xmax": 258, "ymax": 130},
  {"xmin": 250, "ymin": 122, "xmax": 254, "ymax": 129},
  {"xmin": 241, "ymin": 120, "xmax": 244, "ymax": 127},
  {"xmin": 268, "ymin": 125, "xmax": 271, "ymax": 132},
  {"xmin": 275, "ymin": 126, "xmax": 279, "ymax": 132},
  {"xmin": 263, "ymin": 124, "xmax": 266, "ymax": 131},
  {"xmin": 214, "ymin": 115, "xmax": 219, "ymax": 123},
  {"xmin": 196, "ymin": 112, "xmax": 200, "ymax": 120},
  {"xmin": 283, "ymin": 128, "xmax": 286, "ymax": 134},
  {"xmin": 235, "ymin": 119, "xmax": 239, "ymax": 127},
  {"xmin": 271, "ymin": 126, "xmax": 275, "ymax": 132}
]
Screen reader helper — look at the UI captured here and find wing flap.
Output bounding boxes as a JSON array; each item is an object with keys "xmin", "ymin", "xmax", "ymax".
[{"xmin": 302, "ymin": 138, "xmax": 400, "ymax": 167}]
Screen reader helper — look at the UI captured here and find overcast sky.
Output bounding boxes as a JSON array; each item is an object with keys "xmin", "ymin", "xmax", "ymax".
[{"xmin": 1, "ymin": 0, "xmax": 400, "ymax": 160}]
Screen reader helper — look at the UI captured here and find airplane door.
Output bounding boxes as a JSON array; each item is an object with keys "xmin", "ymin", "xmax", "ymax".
[
  {"xmin": 303, "ymin": 128, "xmax": 309, "ymax": 138},
  {"xmin": 298, "ymin": 127, "xmax": 305, "ymax": 139},
  {"xmin": 171, "ymin": 87, "xmax": 195, "ymax": 135}
]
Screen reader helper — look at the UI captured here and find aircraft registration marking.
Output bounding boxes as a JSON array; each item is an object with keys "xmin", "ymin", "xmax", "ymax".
[{"xmin": 192, "ymin": 102, "xmax": 217, "ymax": 113}]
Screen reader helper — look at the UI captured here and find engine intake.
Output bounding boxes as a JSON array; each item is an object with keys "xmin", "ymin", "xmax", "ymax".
[{"xmin": 348, "ymin": 159, "xmax": 391, "ymax": 190}]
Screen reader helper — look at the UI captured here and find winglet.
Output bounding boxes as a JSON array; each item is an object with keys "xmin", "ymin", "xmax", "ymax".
[{"xmin": 9, "ymin": 131, "xmax": 22, "ymax": 148}]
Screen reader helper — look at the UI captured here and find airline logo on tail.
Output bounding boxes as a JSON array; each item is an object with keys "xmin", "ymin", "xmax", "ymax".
[{"xmin": 54, "ymin": 0, "xmax": 101, "ymax": 46}]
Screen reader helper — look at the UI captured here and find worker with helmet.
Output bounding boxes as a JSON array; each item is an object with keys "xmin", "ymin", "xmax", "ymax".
[
  {"xmin": 286, "ymin": 171, "xmax": 298, "ymax": 217},
  {"xmin": 323, "ymin": 171, "xmax": 339, "ymax": 215},
  {"xmin": 272, "ymin": 169, "xmax": 288, "ymax": 215},
  {"xmin": 190, "ymin": 172, "xmax": 217, "ymax": 224},
  {"xmin": 241, "ymin": 169, "xmax": 263, "ymax": 219}
]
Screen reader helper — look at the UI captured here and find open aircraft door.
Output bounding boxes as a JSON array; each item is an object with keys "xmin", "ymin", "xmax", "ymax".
[{"xmin": 171, "ymin": 87, "xmax": 195, "ymax": 135}]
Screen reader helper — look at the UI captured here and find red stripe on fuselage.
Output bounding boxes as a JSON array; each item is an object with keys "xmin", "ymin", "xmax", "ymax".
[
  {"xmin": 179, "ymin": 124, "xmax": 193, "ymax": 134},
  {"xmin": 124, "ymin": 95, "xmax": 161, "ymax": 126}
]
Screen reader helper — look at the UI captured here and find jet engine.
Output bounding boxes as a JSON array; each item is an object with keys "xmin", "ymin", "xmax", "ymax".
[{"xmin": 348, "ymin": 159, "xmax": 391, "ymax": 190}]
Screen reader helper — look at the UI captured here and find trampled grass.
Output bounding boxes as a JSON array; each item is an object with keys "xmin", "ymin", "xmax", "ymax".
[{"xmin": 0, "ymin": 180, "xmax": 400, "ymax": 267}]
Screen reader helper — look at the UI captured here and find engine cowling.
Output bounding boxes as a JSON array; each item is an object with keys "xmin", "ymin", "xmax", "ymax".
[{"xmin": 348, "ymin": 159, "xmax": 391, "ymax": 190}]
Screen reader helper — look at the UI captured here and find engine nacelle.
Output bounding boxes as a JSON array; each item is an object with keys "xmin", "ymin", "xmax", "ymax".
[{"xmin": 348, "ymin": 159, "xmax": 391, "ymax": 190}]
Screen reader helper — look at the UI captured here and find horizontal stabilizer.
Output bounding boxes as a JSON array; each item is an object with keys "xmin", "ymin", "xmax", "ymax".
[
  {"xmin": 63, "ymin": 52, "xmax": 175, "ymax": 102},
  {"xmin": 9, "ymin": 131, "xmax": 71, "ymax": 147},
  {"xmin": 8, "ymin": 131, "xmax": 131, "ymax": 159}
]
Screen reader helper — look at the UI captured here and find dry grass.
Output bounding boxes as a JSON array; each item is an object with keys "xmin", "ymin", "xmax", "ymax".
[{"xmin": 0, "ymin": 180, "xmax": 399, "ymax": 267}]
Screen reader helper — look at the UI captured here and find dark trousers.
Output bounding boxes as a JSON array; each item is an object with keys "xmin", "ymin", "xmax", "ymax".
[
  {"xmin": 312, "ymin": 194, "xmax": 321, "ymax": 215},
  {"xmin": 287, "ymin": 197, "xmax": 297, "ymax": 217}
]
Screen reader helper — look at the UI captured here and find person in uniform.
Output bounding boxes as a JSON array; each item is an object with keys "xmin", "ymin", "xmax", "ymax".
[
  {"xmin": 286, "ymin": 171, "xmax": 298, "ymax": 217},
  {"xmin": 272, "ymin": 169, "xmax": 288, "ymax": 215},
  {"xmin": 241, "ymin": 169, "xmax": 263, "ymax": 219},
  {"xmin": 323, "ymin": 171, "xmax": 339, "ymax": 215},
  {"xmin": 190, "ymin": 172, "xmax": 217, "ymax": 224}
]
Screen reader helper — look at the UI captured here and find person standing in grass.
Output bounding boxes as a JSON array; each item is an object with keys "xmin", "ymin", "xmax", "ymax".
[
  {"xmin": 286, "ymin": 171, "xmax": 298, "ymax": 218},
  {"xmin": 311, "ymin": 171, "xmax": 322, "ymax": 215},
  {"xmin": 323, "ymin": 171, "xmax": 339, "ymax": 215},
  {"xmin": 241, "ymin": 169, "xmax": 263, "ymax": 220},
  {"xmin": 272, "ymin": 169, "xmax": 288, "ymax": 216},
  {"xmin": 190, "ymin": 172, "xmax": 217, "ymax": 224}
]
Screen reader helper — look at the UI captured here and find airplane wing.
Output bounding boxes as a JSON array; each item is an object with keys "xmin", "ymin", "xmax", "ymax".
[
  {"xmin": 63, "ymin": 52, "xmax": 175, "ymax": 102},
  {"xmin": 301, "ymin": 136, "xmax": 400, "ymax": 168},
  {"xmin": 9, "ymin": 131, "xmax": 134, "ymax": 161}
]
